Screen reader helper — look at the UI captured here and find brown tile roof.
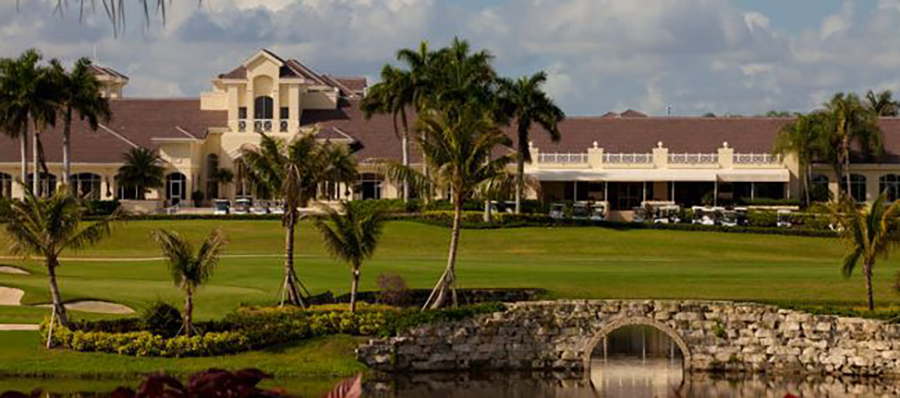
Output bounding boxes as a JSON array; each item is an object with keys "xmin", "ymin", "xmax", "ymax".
[
  {"xmin": 89, "ymin": 65, "xmax": 128, "ymax": 80},
  {"xmin": 322, "ymin": 75, "xmax": 367, "ymax": 97},
  {"xmin": 620, "ymin": 109, "xmax": 647, "ymax": 118},
  {"xmin": 0, "ymin": 99, "xmax": 226, "ymax": 164}
]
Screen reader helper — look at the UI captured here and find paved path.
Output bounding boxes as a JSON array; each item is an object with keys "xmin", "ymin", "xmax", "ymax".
[{"xmin": 0, "ymin": 324, "xmax": 39, "ymax": 331}]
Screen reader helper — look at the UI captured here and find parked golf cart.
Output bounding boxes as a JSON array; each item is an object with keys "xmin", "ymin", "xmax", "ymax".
[
  {"xmin": 549, "ymin": 203, "xmax": 566, "ymax": 219},
  {"xmin": 643, "ymin": 201, "xmax": 680, "ymax": 224},
  {"xmin": 721, "ymin": 208, "xmax": 749, "ymax": 227},
  {"xmin": 213, "ymin": 199, "xmax": 230, "ymax": 215},
  {"xmin": 572, "ymin": 202, "xmax": 591, "ymax": 220},
  {"xmin": 632, "ymin": 206, "xmax": 648, "ymax": 223},
  {"xmin": 777, "ymin": 209, "xmax": 793, "ymax": 228},
  {"xmin": 270, "ymin": 201, "xmax": 285, "ymax": 215},
  {"xmin": 590, "ymin": 201, "xmax": 609, "ymax": 222},
  {"xmin": 691, "ymin": 206, "xmax": 717, "ymax": 226},
  {"xmin": 251, "ymin": 200, "xmax": 270, "ymax": 215},
  {"xmin": 232, "ymin": 198, "xmax": 252, "ymax": 215}
]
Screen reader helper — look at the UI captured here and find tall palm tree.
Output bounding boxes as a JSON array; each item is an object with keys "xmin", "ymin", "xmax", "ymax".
[
  {"xmin": 385, "ymin": 107, "xmax": 513, "ymax": 309},
  {"xmin": 361, "ymin": 66, "xmax": 415, "ymax": 202},
  {"xmin": 0, "ymin": 186, "xmax": 120, "ymax": 327},
  {"xmin": 115, "ymin": 147, "xmax": 165, "ymax": 200},
  {"xmin": 50, "ymin": 58, "xmax": 111, "ymax": 186},
  {"xmin": 152, "ymin": 228, "xmax": 227, "ymax": 337},
  {"xmin": 313, "ymin": 202, "xmax": 386, "ymax": 312},
  {"xmin": 431, "ymin": 38, "xmax": 498, "ymax": 119},
  {"xmin": 865, "ymin": 90, "xmax": 900, "ymax": 117},
  {"xmin": 831, "ymin": 194, "xmax": 900, "ymax": 311},
  {"xmin": 241, "ymin": 131, "xmax": 356, "ymax": 307},
  {"xmin": 825, "ymin": 93, "xmax": 883, "ymax": 197},
  {"xmin": 498, "ymin": 72, "xmax": 565, "ymax": 214},
  {"xmin": 0, "ymin": 50, "xmax": 58, "ymax": 195},
  {"xmin": 772, "ymin": 112, "xmax": 828, "ymax": 206}
]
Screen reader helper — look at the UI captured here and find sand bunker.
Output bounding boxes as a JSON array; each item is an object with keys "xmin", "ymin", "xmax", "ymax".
[
  {"xmin": 0, "ymin": 287, "xmax": 24, "ymax": 306},
  {"xmin": 38, "ymin": 300, "xmax": 135, "ymax": 314},
  {"xmin": 0, "ymin": 324, "xmax": 39, "ymax": 331},
  {"xmin": 0, "ymin": 266, "xmax": 28, "ymax": 275}
]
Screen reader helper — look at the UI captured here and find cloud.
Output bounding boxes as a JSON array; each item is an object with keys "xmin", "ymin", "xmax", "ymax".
[{"xmin": 2, "ymin": 0, "xmax": 900, "ymax": 117}]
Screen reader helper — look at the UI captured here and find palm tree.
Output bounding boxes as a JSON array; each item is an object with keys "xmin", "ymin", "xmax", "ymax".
[
  {"xmin": 0, "ymin": 50, "xmax": 59, "ymax": 195},
  {"xmin": 772, "ymin": 112, "xmax": 828, "ymax": 206},
  {"xmin": 865, "ymin": 90, "xmax": 900, "ymax": 117},
  {"xmin": 50, "ymin": 58, "xmax": 111, "ymax": 186},
  {"xmin": 831, "ymin": 194, "xmax": 900, "ymax": 311},
  {"xmin": 115, "ymin": 147, "xmax": 165, "ymax": 200},
  {"xmin": 498, "ymin": 72, "xmax": 565, "ymax": 214},
  {"xmin": 361, "ymin": 66, "xmax": 415, "ymax": 202},
  {"xmin": 0, "ymin": 186, "xmax": 120, "ymax": 327},
  {"xmin": 825, "ymin": 93, "xmax": 883, "ymax": 197},
  {"xmin": 385, "ymin": 107, "xmax": 513, "ymax": 309},
  {"xmin": 152, "ymin": 228, "xmax": 227, "ymax": 337},
  {"xmin": 241, "ymin": 131, "xmax": 356, "ymax": 307},
  {"xmin": 209, "ymin": 168, "xmax": 234, "ymax": 199},
  {"xmin": 313, "ymin": 202, "xmax": 386, "ymax": 312},
  {"xmin": 478, "ymin": 170, "xmax": 542, "ymax": 222}
]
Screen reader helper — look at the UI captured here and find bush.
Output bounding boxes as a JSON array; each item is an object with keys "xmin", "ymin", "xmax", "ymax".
[
  {"xmin": 737, "ymin": 198, "xmax": 802, "ymax": 207},
  {"xmin": 140, "ymin": 301, "xmax": 183, "ymax": 337},
  {"xmin": 747, "ymin": 210, "xmax": 777, "ymax": 228},
  {"xmin": 424, "ymin": 199, "xmax": 483, "ymax": 212},
  {"xmin": 377, "ymin": 273, "xmax": 410, "ymax": 306},
  {"xmin": 349, "ymin": 199, "xmax": 421, "ymax": 214},
  {"xmin": 84, "ymin": 200, "xmax": 120, "ymax": 216}
]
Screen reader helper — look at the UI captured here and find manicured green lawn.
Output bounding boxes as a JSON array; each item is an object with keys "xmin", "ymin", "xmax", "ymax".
[{"xmin": 1, "ymin": 220, "xmax": 899, "ymax": 325}]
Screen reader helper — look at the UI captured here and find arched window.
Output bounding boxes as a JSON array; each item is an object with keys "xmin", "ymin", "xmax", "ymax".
[
  {"xmin": 810, "ymin": 174, "xmax": 831, "ymax": 202},
  {"xmin": 0, "ymin": 173, "xmax": 11, "ymax": 199},
  {"xmin": 26, "ymin": 173, "xmax": 56, "ymax": 196},
  {"xmin": 71, "ymin": 173, "xmax": 102, "ymax": 200},
  {"xmin": 356, "ymin": 173, "xmax": 383, "ymax": 200},
  {"xmin": 254, "ymin": 96, "xmax": 274, "ymax": 120},
  {"xmin": 166, "ymin": 172, "xmax": 187, "ymax": 205},
  {"xmin": 841, "ymin": 174, "xmax": 867, "ymax": 202},
  {"xmin": 880, "ymin": 174, "xmax": 900, "ymax": 202}
]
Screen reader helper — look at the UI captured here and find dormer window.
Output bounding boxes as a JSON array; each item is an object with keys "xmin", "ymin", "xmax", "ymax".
[{"xmin": 254, "ymin": 96, "xmax": 274, "ymax": 120}]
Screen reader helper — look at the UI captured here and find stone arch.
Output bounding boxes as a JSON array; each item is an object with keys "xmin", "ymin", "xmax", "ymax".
[{"xmin": 582, "ymin": 316, "xmax": 692, "ymax": 371}]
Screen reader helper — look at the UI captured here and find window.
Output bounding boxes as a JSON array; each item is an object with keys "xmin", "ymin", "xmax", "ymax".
[
  {"xmin": 206, "ymin": 155, "xmax": 220, "ymax": 199},
  {"xmin": 0, "ymin": 173, "xmax": 11, "ymax": 199},
  {"xmin": 166, "ymin": 172, "xmax": 187, "ymax": 205},
  {"xmin": 254, "ymin": 96, "xmax": 274, "ymax": 119},
  {"xmin": 810, "ymin": 174, "xmax": 831, "ymax": 202},
  {"xmin": 71, "ymin": 173, "xmax": 102, "ymax": 200},
  {"xmin": 117, "ymin": 185, "xmax": 140, "ymax": 200},
  {"xmin": 841, "ymin": 174, "xmax": 867, "ymax": 202},
  {"xmin": 880, "ymin": 174, "xmax": 900, "ymax": 202},
  {"xmin": 356, "ymin": 173, "xmax": 383, "ymax": 200},
  {"xmin": 25, "ymin": 173, "xmax": 56, "ymax": 196},
  {"xmin": 280, "ymin": 107, "xmax": 289, "ymax": 119},
  {"xmin": 238, "ymin": 107, "xmax": 247, "ymax": 120},
  {"xmin": 234, "ymin": 159, "xmax": 253, "ymax": 199}
]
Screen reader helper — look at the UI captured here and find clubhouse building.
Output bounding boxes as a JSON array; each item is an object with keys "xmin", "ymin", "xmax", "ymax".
[{"xmin": 3, "ymin": 50, "xmax": 900, "ymax": 219}]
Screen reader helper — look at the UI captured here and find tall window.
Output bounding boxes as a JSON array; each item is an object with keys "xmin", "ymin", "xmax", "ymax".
[
  {"xmin": 254, "ymin": 96, "xmax": 274, "ymax": 119},
  {"xmin": 841, "ymin": 174, "xmax": 867, "ymax": 202},
  {"xmin": 71, "ymin": 173, "xmax": 102, "ymax": 200},
  {"xmin": 26, "ymin": 173, "xmax": 56, "ymax": 196},
  {"xmin": 166, "ymin": 172, "xmax": 187, "ymax": 205},
  {"xmin": 880, "ymin": 174, "xmax": 900, "ymax": 202},
  {"xmin": 234, "ymin": 159, "xmax": 253, "ymax": 199},
  {"xmin": 810, "ymin": 174, "xmax": 830, "ymax": 202},
  {"xmin": 356, "ymin": 173, "xmax": 383, "ymax": 200},
  {"xmin": 0, "ymin": 173, "xmax": 11, "ymax": 199},
  {"xmin": 206, "ymin": 154, "xmax": 220, "ymax": 199}
]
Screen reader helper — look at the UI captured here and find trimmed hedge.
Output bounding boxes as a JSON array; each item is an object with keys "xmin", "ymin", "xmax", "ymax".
[{"xmin": 43, "ymin": 303, "xmax": 507, "ymax": 357}]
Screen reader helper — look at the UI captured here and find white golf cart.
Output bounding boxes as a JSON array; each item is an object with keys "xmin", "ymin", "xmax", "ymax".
[
  {"xmin": 691, "ymin": 206, "xmax": 717, "ymax": 226},
  {"xmin": 251, "ymin": 200, "xmax": 270, "ymax": 215},
  {"xmin": 270, "ymin": 200, "xmax": 285, "ymax": 215},
  {"xmin": 213, "ymin": 199, "xmax": 230, "ymax": 215},
  {"xmin": 777, "ymin": 209, "xmax": 793, "ymax": 228},
  {"xmin": 590, "ymin": 201, "xmax": 609, "ymax": 222},
  {"xmin": 720, "ymin": 207, "xmax": 749, "ymax": 227},
  {"xmin": 232, "ymin": 198, "xmax": 252, "ymax": 215},
  {"xmin": 572, "ymin": 201, "xmax": 591, "ymax": 220},
  {"xmin": 643, "ymin": 201, "xmax": 680, "ymax": 224},
  {"xmin": 549, "ymin": 203, "xmax": 566, "ymax": 219}
]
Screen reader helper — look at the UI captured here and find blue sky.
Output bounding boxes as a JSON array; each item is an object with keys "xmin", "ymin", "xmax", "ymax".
[{"xmin": 1, "ymin": 0, "xmax": 899, "ymax": 116}]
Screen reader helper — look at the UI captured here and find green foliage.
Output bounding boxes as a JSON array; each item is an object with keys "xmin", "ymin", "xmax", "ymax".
[
  {"xmin": 84, "ymin": 200, "xmax": 120, "ymax": 216},
  {"xmin": 736, "ymin": 198, "xmax": 802, "ymax": 207},
  {"xmin": 747, "ymin": 211, "xmax": 778, "ymax": 228},
  {"xmin": 115, "ymin": 147, "xmax": 165, "ymax": 200},
  {"xmin": 348, "ymin": 199, "xmax": 421, "ymax": 214},
  {"xmin": 712, "ymin": 322, "xmax": 727, "ymax": 339},
  {"xmin": 385, "ymin": 302, "xmax": 507, "ymax": 336},
  {"xmin": 140, "ymin": 301, "xmax": 182, "ymax": 338}
]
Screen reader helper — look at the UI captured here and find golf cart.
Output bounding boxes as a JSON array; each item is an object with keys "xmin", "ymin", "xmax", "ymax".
[
  {"xmin": 691, "ymin": 206, "xmax": 717, "ymax": 226},
  {"xmin": 719, "ymin": 207, "xmax": 749, "ymax": 227},
  {"xmin": 777, "ymin": 209, "xmax": 793, "ymax": 228},
  {"xmin": 590, "ymin": 201, "xmax": 609, "ymax": 222},
  {"xmin": 572, "ymin": 201, "xmax": 591, "ymax": 220},
  {"xmin": 251, "ymin": 200, "xmax": 270, "ymax": 215},
  {"xmin": 213, "ymin": 199, "xmax": 230, "ymax": 215},
  {"xmin": 232, "ymin": 198, "xmax": 252, "ymax": 215},
  {"xmin": 643, "ymin": 201, "xmax": 680, "ymax": 224},
  {"xmin": 549, "ymin": 203, "xmax": 566, "ymax": 219},
  {"xmin": 632, "ymin": 206, "xmax": 648, "ymax": 223},
  {"xmin": 270, "ymin": 200, "xmax": 285, "ymax": 215}
]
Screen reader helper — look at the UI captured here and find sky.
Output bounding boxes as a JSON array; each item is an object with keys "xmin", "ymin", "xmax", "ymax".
[{"xmin": 2, "ymin": 0, "xmax": 900, "ymax": 117}]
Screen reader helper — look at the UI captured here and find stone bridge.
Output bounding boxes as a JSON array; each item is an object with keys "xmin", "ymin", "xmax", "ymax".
[{"xmin": 357, "ymin": 300, "xmax": 900, "ymax": 376}]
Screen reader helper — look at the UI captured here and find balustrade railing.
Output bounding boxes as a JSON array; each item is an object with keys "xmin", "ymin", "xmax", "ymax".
[
  {"xmin": 733, "ymin": 153, "xmax": 779, "ymax": 165},
  {"xmin": 603, "ymin": 153, "xmax": 653, "ymax": 164},
  {"xmin": 537, "ymin": 153, "xmax": 588, "ymax": 164},
  {"xmin": 668, "ymin": 153, "xmax": 719, "ymax": 165}
]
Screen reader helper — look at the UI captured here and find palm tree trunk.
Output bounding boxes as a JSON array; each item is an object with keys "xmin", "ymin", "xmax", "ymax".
[
  {"xmin": 20, "ymin": 131, "xmax": 28, "ymax": 189},
  {"xmin": 184, "ymin": 286, "xmax": 193, "ymax": 337},
  {"xmin": 483, "ymin": 200, "xmax": 492, "ymax": 223},
  {"xmin": 843, "ymin": 136, "xmax": 852, "ymax": 199},
  {"xmin": 32, "ymin": 128, "xmax": 39, "ymax": 196},
  {"xmin": 282, "ymin": 216, "xmax": 304, "ymax": 307},
  {"xmin": 429, "ymin": 199, "xmax": 462, "ymax": 309},
  {"xmin": 62, "ymin": 110, "xmax": 72, "ymax": 187},
  {"xmin": 515, "ymin": 130, "xmax": 527, "ymax": 214},
  {"xmin": 350, "ymin": 263, "xmax": 360, "ymax": 313},
  {"xmin": 865, "ymin": 261, "xmax": 875, "ymax": 312},
  {"xmin": 47, "ymin": 257, "xmax": 68, "ymax": 327}
]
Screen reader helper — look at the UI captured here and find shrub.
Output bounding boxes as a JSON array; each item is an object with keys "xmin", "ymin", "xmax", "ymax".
[
  {"xmin": 140, "ymin": 301, "xmax": 183, "ymax": 337},
  {"xmin": 377, "ymin": 273, "xmax": 410, "ymax": 306},
  {"xmin": 84, "ymin": 200, "xmax": 120, "ymax": 216},
  {"xmin": 747, "ymin": 210, "xmax": 777, "ymax": 228},
  {"xmin": 349, "ymin": 199, "xmax": 421, "ymax": 214}
]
